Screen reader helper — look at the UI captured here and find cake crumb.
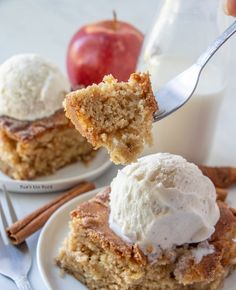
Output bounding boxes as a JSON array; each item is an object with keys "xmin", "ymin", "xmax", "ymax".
[{"xmin": 64, "ymin": 72, "xmax": 158, "ymax": 164}]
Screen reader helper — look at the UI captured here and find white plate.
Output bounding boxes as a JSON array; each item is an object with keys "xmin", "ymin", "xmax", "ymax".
[
  {"xmin": 0, "ymin": 149, "xmax": 111, "ymax": 193},
  {"xmin": 37, "ymin": 188, "xmax": 236, "ymax": 290},
  {"xmin": 37, "ymin": 188, "xmax": 100, "ymax": 290}
]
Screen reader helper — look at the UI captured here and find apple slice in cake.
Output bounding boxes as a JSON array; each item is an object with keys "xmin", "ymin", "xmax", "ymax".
[{"xmin": 64, "ymin": 72, "xmax": 158, "ymax": 164}]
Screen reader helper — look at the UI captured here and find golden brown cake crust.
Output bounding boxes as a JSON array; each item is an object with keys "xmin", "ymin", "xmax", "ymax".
[
  {"xmin": 66, "ymin": 189, "xmax": 236, "ymax": 289},
  {"xmin": 71, "ymin": 187, "xmax": 147, "ymax": 265},
  {"xmin": 0, "ymin": 109, "xmax": 72, "ymax": 142},
  {"xmin": 0, "ymin": 109, "xmax": 95, "ymax": 180},
  {"xmin": 64, "ymin": 73, "xmax": 158, "ymax": 164}
]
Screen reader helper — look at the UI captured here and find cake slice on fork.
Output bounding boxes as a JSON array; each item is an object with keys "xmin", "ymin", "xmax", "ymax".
[{"xmin": 64, "ymin": 72, "xmax": 158, "ymax": 164}]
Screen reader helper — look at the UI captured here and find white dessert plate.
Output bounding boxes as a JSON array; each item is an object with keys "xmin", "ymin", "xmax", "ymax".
[
  {"xmin": 37, "ymin": 188, "xmax": 100, "ymax": 290},
  {"xmin": 0, "ymin": 149, "xmax": 111, "ymax": 193},
  {"xmin": 37, "ymin": 187, "xmax": 236, "ymax": 290}
]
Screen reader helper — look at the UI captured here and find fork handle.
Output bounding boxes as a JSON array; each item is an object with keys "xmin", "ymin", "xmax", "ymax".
[
  {"xmin": 196, "ymin": 20, "xmax": 236, "ymax": 68},
  {"xmin": 15, "ymin": 276, "xmax": 32, "ymax": 290}
]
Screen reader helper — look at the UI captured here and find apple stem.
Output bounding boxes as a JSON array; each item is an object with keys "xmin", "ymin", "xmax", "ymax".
[{"xmin": 112, "ymin": 10, "xmax": 118, "ymax": 30}]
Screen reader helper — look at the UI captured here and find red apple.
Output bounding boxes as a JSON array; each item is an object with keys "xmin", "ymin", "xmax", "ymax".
[
  {"xmin": 226, "ymin": 0, "xmax": 236, "ymax": 16},
  {"xmin": 67, "ymin": 17, "xmax": 144, "ymax": 88}
]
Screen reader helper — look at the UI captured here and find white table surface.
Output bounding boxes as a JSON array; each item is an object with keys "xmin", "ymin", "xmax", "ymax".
[{"xmin": 0, "ymin": 1, "xmax": 236, "ymax": 289}]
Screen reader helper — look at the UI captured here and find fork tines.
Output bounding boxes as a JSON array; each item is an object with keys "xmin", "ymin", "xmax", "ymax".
[
  {"xmin": 2, "ymin": 185, "xmax": 17, "ymax": 224},
  {"xmin": 0, "ymin": 185, "xmax": 18, "ymax": 242},
  {"xmin": 0, "ymin": 202, "xmax": 9, "ymax": 244}
]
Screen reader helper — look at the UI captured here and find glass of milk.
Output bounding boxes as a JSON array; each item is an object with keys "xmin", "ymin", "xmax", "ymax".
[{"xmin": 138, "ymin": 0, "xmax": 229, "ymax": 164}]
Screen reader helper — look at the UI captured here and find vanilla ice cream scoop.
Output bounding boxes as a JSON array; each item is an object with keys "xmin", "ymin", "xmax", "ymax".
[
  {"xmin": 0, "ymin": 54, "xmax": 70, "ymax": 121},
  {"xmin": 109, "ymin": 153, "xmax": 220, "ymax": 257}
]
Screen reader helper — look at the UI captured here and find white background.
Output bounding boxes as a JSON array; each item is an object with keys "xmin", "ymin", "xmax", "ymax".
[{"xmin": 0, "ymin": 0, "xmax": 236, "ymax": 289}]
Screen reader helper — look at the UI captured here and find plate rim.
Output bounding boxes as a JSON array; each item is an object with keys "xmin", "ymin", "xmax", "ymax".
[
  {"xmin": 36, "ymin": 187, "xmax": 102, "ymax": 290},
  {"xmin": 0, "ymin": 149, "xmax": 112, "ymax": 192},
  {"xmin": 0, "ymin": 159, "xmax": 111, "ymax": 186}
]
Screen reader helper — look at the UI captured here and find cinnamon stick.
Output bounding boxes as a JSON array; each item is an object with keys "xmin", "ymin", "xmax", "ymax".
[
  {"xmin": 230, "ymin": 207, "xmax": 236, "ymax": 216},
  {"xmin": 7, "ymin": 181, "xmax": 95, "ymax": 245},
  {"xmin": 199, "ymin": 165, "xmax": 236, "ymax": 188},
  {"xmin": 215, "ymin": 187, "xmax": 228, "ymax": 202}
]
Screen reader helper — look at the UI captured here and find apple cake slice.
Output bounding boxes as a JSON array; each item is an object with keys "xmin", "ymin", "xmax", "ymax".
[
  {"xmin": 64, "ymin": 73, "xmax": 158, "ymax": 164},
  {"xmin": 0, "ymin": 110, "xmax": 95, "ymax": 180},
  {"xmin": 56, "ymin": 188, "xmax": 236, "ymax": 290}
]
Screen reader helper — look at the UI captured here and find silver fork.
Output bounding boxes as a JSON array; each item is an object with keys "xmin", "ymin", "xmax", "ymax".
[
  {"xmin": 153, "ymin": 20, "xmax": 236, "ymax": 122},
  {"xmin": 0, "ymin": 186, "xmax": 32, "ymax": 290}
]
